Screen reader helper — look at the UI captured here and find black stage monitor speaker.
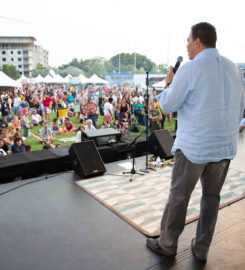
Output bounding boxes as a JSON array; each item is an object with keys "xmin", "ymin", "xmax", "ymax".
[
  {"xmin": 69, "ymin": 141, "xmax": 106, "ymax": 178},
  {"xmin": 149, "ymin": 129, "xmax": 174, "ymax": 159}
]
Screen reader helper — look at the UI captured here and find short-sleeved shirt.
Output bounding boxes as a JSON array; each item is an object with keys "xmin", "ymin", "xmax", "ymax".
[
  {"xmin": 43, "ymin": 97, "xmax": 52, "ymax": 108},
  {"xmin": 104, "ymin": 102, "xmax": 113, "ymax": 115}
]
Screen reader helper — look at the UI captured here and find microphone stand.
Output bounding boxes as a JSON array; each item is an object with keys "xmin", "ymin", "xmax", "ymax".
[
  {"xmin": 122, "ymin": 128, "xmax": 147, "ymax": 181},
  {"xmin": 139, "ymin": 71, "xmax": 155, "ymax": 173}
]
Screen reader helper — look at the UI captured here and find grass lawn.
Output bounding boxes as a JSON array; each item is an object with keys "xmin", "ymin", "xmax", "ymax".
[{"xmin": 25, "ymin": 113, "xmax": 176, "ymax": 151}]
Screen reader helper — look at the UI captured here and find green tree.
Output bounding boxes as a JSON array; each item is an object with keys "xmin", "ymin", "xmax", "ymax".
[
  {"xmin": 31, "ymin": 63, "xmax": 50, "ymax": 77},
  {"xmin": 108, "ymin": 53, "xmax": 156, "ymax": 73},
  {"xmin": 157, "ymin": 64, "xmax": 169, "ymax": 73},
  {"xmin": 1, "ymin": 64, "xmax": 20, "ymax": 80}
]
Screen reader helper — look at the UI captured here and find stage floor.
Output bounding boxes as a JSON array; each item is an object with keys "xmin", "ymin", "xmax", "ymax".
[{"xmin": 0, "ymin": 137, "xmax": 245, "ymax": 270}]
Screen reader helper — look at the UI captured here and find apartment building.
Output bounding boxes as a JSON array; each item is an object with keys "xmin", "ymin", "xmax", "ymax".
[{"xmin": 0, "ymin": 36, "xmax": 48, "ymax": 77}]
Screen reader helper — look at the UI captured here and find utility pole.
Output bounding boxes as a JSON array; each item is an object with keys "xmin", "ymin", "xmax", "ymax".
[{"xmin": 118, "ymin": 53, "xmax": 121, "ymax": 74}]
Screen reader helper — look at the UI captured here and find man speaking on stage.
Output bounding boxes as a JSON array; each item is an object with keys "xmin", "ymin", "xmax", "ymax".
[{"xmin": 146, "ymin": 22, "xmax": 244, "ymax": 263}]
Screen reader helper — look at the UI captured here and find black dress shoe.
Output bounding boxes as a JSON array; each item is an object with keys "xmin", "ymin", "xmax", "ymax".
[
  {"xmin": 146, "ymin": 238, "xmax": 176, "ymax": 257},
  {"xmin": 191, "ymin": 238, "xmax": 207, "ymax": 264}
]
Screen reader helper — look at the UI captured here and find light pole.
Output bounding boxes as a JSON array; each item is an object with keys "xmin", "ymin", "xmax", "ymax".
[{"xmin": 119, "ymin": 53, "xmax": 121, "ymax": 74}]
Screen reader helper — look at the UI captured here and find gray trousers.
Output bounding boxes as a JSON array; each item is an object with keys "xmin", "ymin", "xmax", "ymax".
[{"xmin": 158, "ymin": 149, "xmax": 230, "ymax": 260}]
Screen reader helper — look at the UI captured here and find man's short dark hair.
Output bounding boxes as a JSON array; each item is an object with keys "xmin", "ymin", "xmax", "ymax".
[
  {"xmin": 108, "ymin": 97, "xmax": 113, "ymax": 102},
  {"xmin": 191, "ymin": 22, "xmax": 217, "ymax": 48}
]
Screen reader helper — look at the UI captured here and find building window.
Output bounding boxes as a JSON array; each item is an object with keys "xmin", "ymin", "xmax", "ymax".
[
  {"xmin": 11, "ymin": 58, "xmax": 14, "ymax": 61},
  {"xmin": 18, "ymin": 51, "xmax": 21, "ymax": 54},
  {"xmin": 18, "ymin": 58, "xmax": 22, "ymax": 61},
  {"xmin": 11, "ymin": 51, "xmax": 13, "ymax": 54},
  {"xmin": 2, "ymin": 51, "xmax": 6, "ymax": 55},
  {"xmin": 18, "ymin": 65, "xmax": 22, "ymax": 68},
  {"xmin": 2, "ymin": 58, "xmax": 6, "ymax": 62}
]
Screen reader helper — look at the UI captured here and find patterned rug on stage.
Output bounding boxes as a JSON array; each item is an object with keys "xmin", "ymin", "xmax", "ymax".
[{"xmin": 75, "ymin": 166, "xmax": 245, "ymax": 237}]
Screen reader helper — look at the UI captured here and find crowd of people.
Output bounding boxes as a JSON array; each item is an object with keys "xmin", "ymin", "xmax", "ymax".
[{"xmin": 0, "ymin": 83, "xmax": 174, "ymax": 155}]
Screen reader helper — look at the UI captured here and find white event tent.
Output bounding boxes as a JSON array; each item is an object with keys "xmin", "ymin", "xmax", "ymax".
[
  {"xmin": 79, "ymin": 74, "xmax": 89, "ymax": 84},
  {"xmin": 0, "ymin": 71, "xmax": 21, "ymax": 88},
  {"xmin": 88, "ymin": 74, "xmax": 108, "ymax": 85},
  {"xmin": 44, "ymin": 74, "xmax": 54, "ymax": 83},
  {"xmin": 34, "ymin": 74, "xmax": 45, "ymax": 83},
  {"xmin": 17, "ymin": 75, "xmax": 30, "ymax": 84},
  {"xmin": 52, "ymin": 74, "xmax": 66, "ymax": 84},
  {"xmin": 64, "ymin": 74, "xmax": 73, "ymax": 83}
]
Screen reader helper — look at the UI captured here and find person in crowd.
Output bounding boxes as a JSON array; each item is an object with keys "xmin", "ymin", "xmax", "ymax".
[
  {"xmin": 42, "ymin": 92, "xmax": 52, "ymax": 122},
  {"xmin": 0, "ymin": 148, "xmax": 7, "ymax": 155},
  {"xmin": 39, "ymin": 121, "xmax": 54, "ymax": 144},
  {"xmin": 118, "ymin": 97, "xmax": 130, "ymax": 126},
  {"xmin": 51, "ymin": 94, "xmax": 56, "ymax": 113},
  {"xmin": 21, "ymin": 111, "xmax": 32, "ymax": 129},
  {"xmin": 0, "ymin": 138, "xmax": 9, "ymax": 154},
  {"xmin": 121, "ymin": 123, "xmax": 130, "ymax": 137},
  {"xmin": 11, "ymin": 136, "xmax": 25, "ymax": 154},
  {"xmin": 112, "ymin": 119, "xmax": 121, "ymax": 131},
  {"xmin": 13, "ymin": 93, "xmax": 21, "ymax": 115},
  {"xmin": 84, "ymin": 98, "xmax": 97, "ymax": 128},
  {"xmin": 98, "ymin": 92, "xmax": 104, "ymax": 117},
  {"xmin": 5, "ymin": 124, "xmax": 16, "ymax": 145},
  {"xmin": 133, "ymin": 98, "xmax": 144, "ymax": 125},
  {"xmin": 103, "ymin": 97, "xmax": 114, "ymax": 127},
  {"xmin": 84, "ymin": 119, "xmax": 96, "ymax": 132},
  {"xmin": 148, "ymin": 102, "xmax": 162, "ymax": 132},
  {"xmin": 146, "ymin": 22, "xmax": 244, "ymax": 264},
  {"xmin": 1, "ymin": 97, "xmax": 11, "ymax": 117},
  {"xmin": 149, "ymin": 89, "xmax": 157, "ymax": 102},
  {"xmin": 50, "ymin": 118, "xmax": 61, "ymax": 135},
  {"xmin": 154, "ymin": 97, "xmax": 166, "ymax": 129},
  {"xmin": 67, "ymin": 91, "xmax": 75, "ymax": 110},
  {"xmin": 20, "ymin": 96, "xmax": 29, "ymax": 118},
  {"xmin": 75, "ymin": 125, "xmax": 85, "ymax": 143},
  {"xmin": 31, "ymin": 110, "xmax": 43, "ymax": 126},
  {"xmin": 0, "ymin": 117, "xmax": 8, "ymax": 139},
  {"xmin": 42, "ymin": 144, "xmax": 52, "ymax": 150},
  {"xmin": 61, "ymin": 117, "xmax": 76, "ymax": 134},
  {"xmin": 24, "ymin": 144, "xmax": 32, "ymax": 152},
  {"xmin": 11, "ymin": 115, "xmax": 21, "ymax": 131},
  {"xmin": 55, "ymin": 143, "xmax": 62, "ymax": 148}
]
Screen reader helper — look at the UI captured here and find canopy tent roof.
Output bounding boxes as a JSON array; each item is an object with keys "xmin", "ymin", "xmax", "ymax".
[
  {"xmin": 33, "ymin": 74, "xmax": 45, "ymax": 83},
  {"xmin": 51, "ymin": 74, "xmax": 66, "ymax": 84},
  {"xmin": 17, "ymin": 75, "xmax": 30, "ymax": 84},
  {"xmin": 65, "ymin": 74, "xmax": 73, "ymax": 79},
  {"xmin": 88, "ymin": 74, "xmax": 108, "ymax": 85},
  {"xmin": 79, "ymin": 74, "xmax": 89, "ymax": 84},
  {"xmin": 43, "ymin": 74, "xmax": 54, "ymax": 83},
  {"xmin": 0, "ymin": 71, "xmax": 21, "ymax": 88}
]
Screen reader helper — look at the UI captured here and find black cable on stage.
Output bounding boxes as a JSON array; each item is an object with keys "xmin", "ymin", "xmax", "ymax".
[{"xmin": 0, "ymin": 171, "xmax": 75, "ymax": 196}]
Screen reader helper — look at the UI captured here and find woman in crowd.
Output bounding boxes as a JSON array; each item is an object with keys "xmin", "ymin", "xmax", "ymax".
[
  {"xmin": 50, "ymin": 118, "xmax": 61, "ymax": 135},
  {"xmin": 61, "ymin": 117, "xmax": 76, "ymax": 134},
  {"xmin": 118, "ymin": 97, "xmax": 130, "ymax": 126},
  {"xmin": 11, "ymin": 115, "xmax": 21, "ymax": 131},
  {"xmin": 75, "ymin": 125, "xmax": 85, "ymax": 143},
  {"xmin": 84, "ymin": 119, "xmax": 96, "ymax": 132},
  {"xmin": 20, "ymin": 96, "xmax": 29, "ymax": 118},
  {"xmin": 5, "ymin": 124, "xmax": 16, "ymax": 145}
]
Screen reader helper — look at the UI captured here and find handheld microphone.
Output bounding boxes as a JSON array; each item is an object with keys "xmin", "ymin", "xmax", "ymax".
[{"xmin": 173, "ymin": 56, "xmax": 183, "ymax": 74}]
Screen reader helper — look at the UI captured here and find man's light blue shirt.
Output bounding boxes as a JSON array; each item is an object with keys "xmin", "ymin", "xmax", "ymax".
[{"xmin": 157, "ymin": 48, "xmax": 244, "ymax": 164}]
